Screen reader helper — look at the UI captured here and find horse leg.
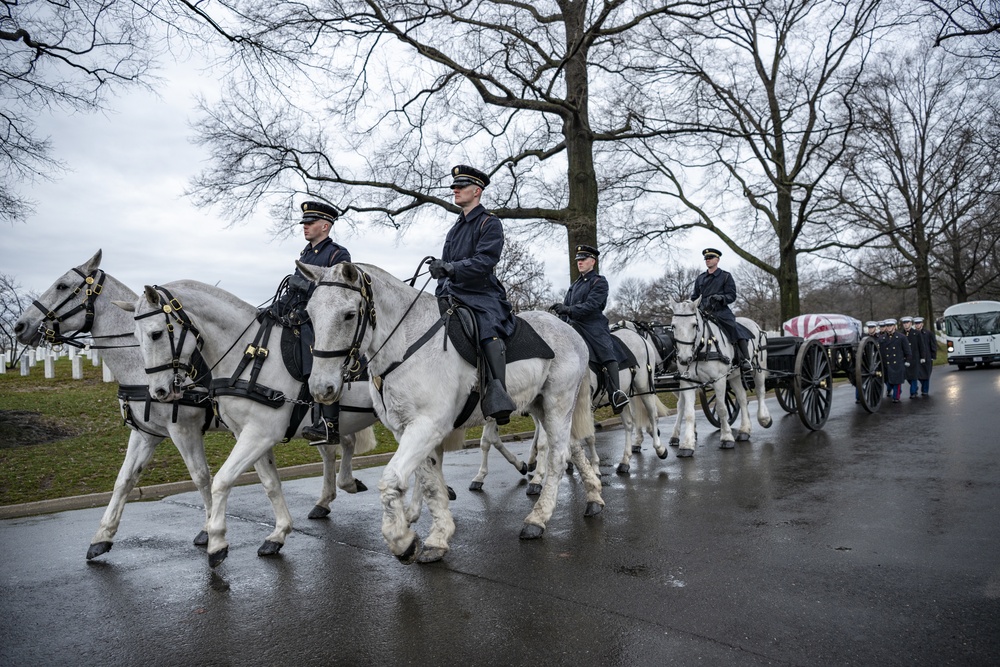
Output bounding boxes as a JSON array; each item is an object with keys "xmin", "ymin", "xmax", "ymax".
[
  {"xmin": 338, "ymin": 426, "xmax": 374, "ymax": 492},
  {"xmin": 617, "ymin": 404, "xmax": 635, "ymax": 475},
  {"xmin": 470, "ymin": 421, "xmax": 496, "ymax": 492},
  {"xmin": 670, "ymin": 390, "xmax": 685, "ymax": 448},
  {"xmin": 415, "ymin": 457, "xmax": 455, "ymax": 564},
  {"xmin": 521, "ymin": 410, "xmax": 570, "ymax": 538},
  {"xmin": 717, "ymin": 377, "xmax": 736, "ymax": 449},
  {"xmin": 642, "ymin": 394, "xmax": 667, "ymax": 460},
  {"xmin": 677, "ymin": 384, "xmax": 698, "ymax": 456},
  {"xmin": 252, "ymin": 449, "xmax": 294, "ymax": 557},
  {"xmin": 309, "ymin": 444, "xmax": 340, "ymax": 520},
  {"xmin": 731, "ymin": 377, "xmax": 752, "ymax": 442},
  {"xmin": 205, "ymin": 426, "xmax": 275, "ymax": 567},
  {"xmin": 525, "ymin": 426, "xmax": 546, "ymax": 496},
  {"xmin": 378, "ymin": 420, "xmax": 448, "ymax": 563},
  {"xmin": 87, "ymin": 430, "xmax": 166, "ymax": 560},
  {"xmin": 755, "ymin": 365, "xmax": 772, "ymax": 428}
]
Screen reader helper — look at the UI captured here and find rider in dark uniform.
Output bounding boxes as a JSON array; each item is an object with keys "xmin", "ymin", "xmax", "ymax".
[
  {"xmin": 691, "ymin": 247, "xmax": 752, "ymax": 371},
  {"xmin": 428, "ymin": 165, "xmax": 517, "ymax": 425},
  {"xmin": 290, "ymin": 201, "xmax": 352, "ymax": 444},
  {"xmin": 552, "ymin": 244, "xmax": 629, "ymax": 414}
]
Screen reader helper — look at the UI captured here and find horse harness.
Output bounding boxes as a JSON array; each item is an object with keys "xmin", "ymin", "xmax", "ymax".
[{"xmin": 31, "ymin": 268, "xmax": 135, "ymax": 351}]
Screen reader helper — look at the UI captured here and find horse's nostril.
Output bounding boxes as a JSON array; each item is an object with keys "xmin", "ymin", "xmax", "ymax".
[{"xmin": 14, "ymin": 322, "xmax": 23, "ymax": 334}]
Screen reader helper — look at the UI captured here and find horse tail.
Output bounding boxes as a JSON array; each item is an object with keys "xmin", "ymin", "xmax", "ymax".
[
  {"xmin": 570, "ymin": 373, "xmax": 596, "ymax": 443},
  {"xmin": 352, "ymin": 425, "xmax": 378, "ymax": 456},
  {"xmin": 442, "ymin": 427, "xmax": 466, "ymax": 452},
  {"xmin": 655, "ymin": 395, "xmax": 670, "ymax": 417}
]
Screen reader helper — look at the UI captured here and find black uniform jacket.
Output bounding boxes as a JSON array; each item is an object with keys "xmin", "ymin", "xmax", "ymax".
[
  {"xmin": 435, "ymin": 204, "xmax": 516, "ymax": 342},
  {"xmin": 879, "ymin": 331, "xmax": 912, "ymax": 385},
  {"xmin": 561, "ymin": 269, "xmax": 619, "ymax": 364},
  {"xmin": 691, "ymin": 267, "xmax": 750, "ymax": 342}
]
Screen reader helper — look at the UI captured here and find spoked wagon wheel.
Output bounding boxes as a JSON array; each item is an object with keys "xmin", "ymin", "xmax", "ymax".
[
  {"xmin": 855, "ymin": 336, "xmax": 884, "ymax": 414},
  {"xmin": 774, "ymin": 383, "xmax": 797, "ymax": 413},
  {"xmin": 794, "ymin": 339, "xmax": 833, "ymax": 430},
  {"xmin": 700, "ymin": 384, "xmax": 740, "ymax": 428}
]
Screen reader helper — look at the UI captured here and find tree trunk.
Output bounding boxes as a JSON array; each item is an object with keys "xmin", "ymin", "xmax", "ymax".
[{"xmin": 776, "ymin": 189, "xmax": 800, "ymax": 321}]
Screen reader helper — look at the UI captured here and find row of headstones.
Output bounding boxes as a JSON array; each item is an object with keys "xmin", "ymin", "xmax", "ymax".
[{"xmin": 0, "ymin": 347, "xmax": 115, "ymax": 382}]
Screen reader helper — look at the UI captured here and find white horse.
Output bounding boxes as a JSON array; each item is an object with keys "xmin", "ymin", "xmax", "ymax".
[
  {"xmin": 301, "ymin": 262, "xmax": 605, "ymax": 564},
  {"xmin": 669, "ymin": 298, "xmax": 771, "ymax": 454},
  {"xmin": 470, "ymin": 324, "xmax": 670, "ymax": 491},
  {"xmin": 13, "ymin": 251, "xmax": 367, "ymax": 561},
  {"xmin": 117, "ymin": 280, "xmax": 379, "ymax": 568}
]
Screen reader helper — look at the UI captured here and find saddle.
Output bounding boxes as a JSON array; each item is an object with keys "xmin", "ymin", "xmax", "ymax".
[{"xmin": 440, "ymin": 299, "xmax": 555, "ymax": 368}]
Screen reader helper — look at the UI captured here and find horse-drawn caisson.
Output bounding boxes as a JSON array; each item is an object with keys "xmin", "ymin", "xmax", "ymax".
[{"xmin": 641, "ymin": 309, "xmax": 884, "ymax": 434}]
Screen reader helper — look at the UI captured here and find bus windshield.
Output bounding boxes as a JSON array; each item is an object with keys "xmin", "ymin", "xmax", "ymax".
[{"xmin": 945, "ymin": 311, "xmax": 1000, "ymax": 337}]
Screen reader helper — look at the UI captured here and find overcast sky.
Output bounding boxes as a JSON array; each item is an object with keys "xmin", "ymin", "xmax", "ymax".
[{"xmin": 2, "ymin": 55, "xmax": 718, "ymax": 308}]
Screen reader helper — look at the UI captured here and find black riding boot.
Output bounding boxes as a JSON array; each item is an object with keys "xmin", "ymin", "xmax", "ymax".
[
  {"xmin": 737, "ymin": 339, "xmax": 752, "ymax": 372},
  {"xmin": 604, "ymin": 360, "xmax": 629, "ymax": 415},
  {"xmin": 302, "ymin": 402, "xmax": 340, "ymax": 445},
  {"xmin": 482, "ymin": 338, "xmax": 516, "ymax": 425}
]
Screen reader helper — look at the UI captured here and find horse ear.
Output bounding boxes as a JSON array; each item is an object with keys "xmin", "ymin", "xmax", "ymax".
[
  {"xmin": 143, "ymin": 285, "xmax": 159, "ymax": 305},
  {"xmin": 111, "ymin": 300, "xmax": 135, "ymax": 312},
  {"xmin": 82, "ymin": 249, "xmax": 102, "ymax": 273},
  {"xmin": 295, "ymin": 261, "xmax": 323, "ymax": 284},
  {"xmin": 693, "ymin": 296, "xmax": 701, "ymax": 308},
  {"xmin": 341, "ymin": 262, "xmax": 358, "ymax": 283}
]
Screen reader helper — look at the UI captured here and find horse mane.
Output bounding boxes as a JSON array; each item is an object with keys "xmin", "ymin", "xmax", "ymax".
[{"xmin": 152, "ymin": 280, "xmax": 256, "ymax": 316}]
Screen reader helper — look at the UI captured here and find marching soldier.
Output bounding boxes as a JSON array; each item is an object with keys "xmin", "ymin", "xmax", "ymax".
[
  {"xmin": 914, "ymin": 317, "xmax": 937, "ymax": 396},
  {"xmin": 878, "ymin": 318, "xmax": 912, "ymax": 403},
  {"xmin": 691, "ymin": 247, "xmax": 753, "ymax": 371},
  {"xmin": 290, "ymin": 201, "xmax": 352, "ymax": 444},
  {"xmin": 552, "ymin": 244, "xmax": 629, "ymax": 414},
  {"xmin": 865, "ymin": 321, "xmax": 879, "ymax": 337},
  {"xmin": 901, "ymin": 316, "xmax": 923, "ymax": 399},
  {"xmin": 428, "ymin": 165, "xmax": 517, "ymax": 425}
]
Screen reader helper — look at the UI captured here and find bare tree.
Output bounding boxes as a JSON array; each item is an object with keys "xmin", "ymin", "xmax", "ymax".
[
  {"xmin": 608, "ymin": 0, "xmax": 892, "ymax": 322},
  {"xmin": 825, "ymin": 44, "xmax": 1000, "ymax": 324},
  {"xmin": 0, "ymin": 272, "xmax": 33, "ymax": 366},
  {"xmin": 495, "ymin": 237, "xmax": 553, "ymax": 313},
  {"xmin": 608, "ymin": 277, "xmax": 648, "ymax": 323},
  {"xmin": 932, "ymin": 194, "xmax": 1000, "ymax": 303},
  {"xmin": 927, "ymin": 0, "xmax": 1000, "ymax": 61},
  {"xmin": 186, "ymin": 0, "xmax": 720, "ymax": 279},
  {"xmin": 732, "ymin": 263, "xmax": 781, "ymax": 331}
]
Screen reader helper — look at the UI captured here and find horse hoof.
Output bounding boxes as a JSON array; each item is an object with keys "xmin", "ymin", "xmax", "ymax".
[
  {"xmin": 518, "ymin": 462, "xmax": 529, "ymax": 475},
  {"xmin": 520, "ymin": 523, "xmax": 545, "ymax": 540},
  {"xmin": 631, "ymin": 445, "xmax": 642, "ymax": 454},
  {"xmin": 616, "ymin": 463, "xmax": 630, "ymax": 475},
  {"xmin": 86, "ymin": 541, "xmax": 113, "ymax": 560},
  {"xmin": 585, "ymin": 501, "xmax": 604, "ymax": 517},
  {"xmin": 761, "ymin": 417, "xmax": 773, "ymax": 429},
  {"xmin": 720, "ymin": 440, "xmax": 736, "ymax": 449},
  {"xmin": 469, "ymin": 481, "xmax": 484, "ymax": 492},
  {"xmin": 416, "ymin": 547, "xmax": 447, "ymax": 564},
  {"xmin": 353, "ymin": 479, "xmax": 368, "ymax": 492},
  {"xmin": 193, "ymin": 530, "xmax": 209, "ymax": 546},
  {"xmin": 677, "ymin": 448, "xmax": 694, "ymax": 458},
  {"xmin": 527, "ymin": 462, "xmax": 536, "ymax": 473},
  {"xmin": 669, "ymin": 437, "xmax": 680, "ymax": 447},
  {"xmin": 208, "ymin": 547, "xmax": 229, "ymax": 568},
  {"xmin": 656, "ymin": 448, "xmax": 668, "ymax": 460},
  {"xmin": 736, "ymin": 432, "xmax": 750, "ymax": 442},
  {"xmin": 447, "ymin": 486, "xmax": 457, "ymax": 501},
  {"xmin": 308, "ymin": 505, "xmax": 331, "ymax": 520},
  {"xmin": 396, "ymin": 537, "xmax": 421, "ymax": 564},
  {"xmin": 257, "ymin": 540, "xmax": 283, "ymax": 557},
  {"xmin": 526, "ymin": 483, "xmax": 542, "ymax": 496}
]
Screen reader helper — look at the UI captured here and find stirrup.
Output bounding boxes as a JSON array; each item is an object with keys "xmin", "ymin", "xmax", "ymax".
[
  {"xmin": 611, "ymin": 390, "xmax": 629, "ymax": 414},
  {"xmin": 302, "ymin": 419, "xmax": 340, "ymax": 446}
]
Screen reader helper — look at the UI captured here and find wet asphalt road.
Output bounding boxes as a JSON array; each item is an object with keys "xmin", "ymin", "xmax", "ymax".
[{"xmin": 2, "ymin": 366, "xmax": 999, "ymax": 666}]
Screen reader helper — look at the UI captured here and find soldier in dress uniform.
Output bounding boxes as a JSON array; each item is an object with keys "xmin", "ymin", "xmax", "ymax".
[
  {"xmin": 914, "ymin": 317, "xmax": 937, "ymax": 396},
  {"xmin": 901, "ymin": 316, "xmax": 923, "ymax": 399},
  {"xmin": 290, "ymin": 201, "xmax": 352, "ymax": 444},
  {"xmin": 551, "ymin": 244, "xmax": 629, "ymax": 414},
  {"xmin": 878, "ymin": 318, "xmax": 912, "ymax": 403},
  {"xmin": 865, "ymin": 321, "xmax": 879, "ymax": 337},
  {"xmin": 691, "ymin": 247, "xmax": 753, "ymax": 370},
  {"xmin": 428, "ymin": 165, "xmax": 518, "ymax": 425}
]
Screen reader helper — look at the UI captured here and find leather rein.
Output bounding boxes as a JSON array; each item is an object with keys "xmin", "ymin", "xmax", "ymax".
[{"xmin": 30, "ymin": 268, "xmax": 136, "ymax": 350}]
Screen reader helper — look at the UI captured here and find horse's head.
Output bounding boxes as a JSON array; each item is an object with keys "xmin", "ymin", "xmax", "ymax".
[
  {"xmin": 300, "ymin": 261, "xmax": 375, "ymax": 405},
  {"xmin": 668, "ymin": 297, "xmax": 703, "ymax": 367},
  {"xmin": 116, "ymin": 285, "xmax": 205, "ymax": 402},
  {"xmin": 14, "ymin": 249, "xmax": 104, "ymax": 347}
]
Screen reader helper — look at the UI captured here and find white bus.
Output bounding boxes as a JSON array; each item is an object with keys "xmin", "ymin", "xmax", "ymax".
[{"xmin": 942, "ymin": 300, "xmax": 1000, "ymax": 369}]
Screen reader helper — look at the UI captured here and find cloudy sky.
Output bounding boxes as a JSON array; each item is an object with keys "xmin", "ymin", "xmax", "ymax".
[{"xmin": 2, "ymin": 55, "xmax": 716, "ymax": 309}]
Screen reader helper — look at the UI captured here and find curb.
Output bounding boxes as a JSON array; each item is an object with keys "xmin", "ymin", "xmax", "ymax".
[{"xmin": 0, "ymin": 418, "xmax": 631, "ymax": 520}]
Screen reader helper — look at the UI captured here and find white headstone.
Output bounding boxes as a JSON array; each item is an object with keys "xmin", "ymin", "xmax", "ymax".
[
  {"xmin": 72, "ymin": 355, "xmax": 84, "ymax": 379},
  {"xmin": 91, "ymin": 349, "xmax": 101, "ymax": 366},
  {"xmin": 0, "ymin": 356, "xmax": 6, "ymax": 374},
  {"xmin": 103, "ymin": 361, "xmax": 115, "ymax": 383},
  {"xmin": 20, "ymin": 355, "xmax": 30, "ymax": 376},
  {"xmin": 68, "ymin": 347, "xmax": 77, "ymax": 360},
  {"xmin": 36, "ymin": 347, "xmax": 45, "ymax": 362},
  {"xmin": 44, "ymin": 353, "xmax": 55, "ymax": 379}
]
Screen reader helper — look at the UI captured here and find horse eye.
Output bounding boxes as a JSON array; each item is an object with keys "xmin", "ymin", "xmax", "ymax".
[
  {"xmin": 151, "ymin": 331, "xmax": 163, "ymax": 341},
  {"xmin": 345, "ymin": 312, "xmax": 356, "ymax": 321},
  {"xmin": 56, "ymin": 283, "xmax": 67, "ymax": 291}
]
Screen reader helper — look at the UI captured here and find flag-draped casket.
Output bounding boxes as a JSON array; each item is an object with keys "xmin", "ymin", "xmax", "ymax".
[{"xmin": 782, "ymin": 314, "xmax": 862, "ymax": 345}]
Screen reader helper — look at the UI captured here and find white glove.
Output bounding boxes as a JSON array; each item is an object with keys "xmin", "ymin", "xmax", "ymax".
[
  {"xmin": 904, "ymin": 362, "xmax": 910, "ymax": 367},
  {"xmin": 920, "ymin": 359, "xmax": 925, "ymax": 363}
]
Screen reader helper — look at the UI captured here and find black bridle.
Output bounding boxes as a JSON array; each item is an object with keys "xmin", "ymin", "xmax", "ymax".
[
  {"xmin": 30, "ymin": 268, "xmax": 135, "ymax": 350},
  {"xmin": 133, "ymin": 286, "xmax": 211, "ymax": 391},
  {"xmin": 310, "ymin": 269, "xmax": 378, "ymax": 381}
]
